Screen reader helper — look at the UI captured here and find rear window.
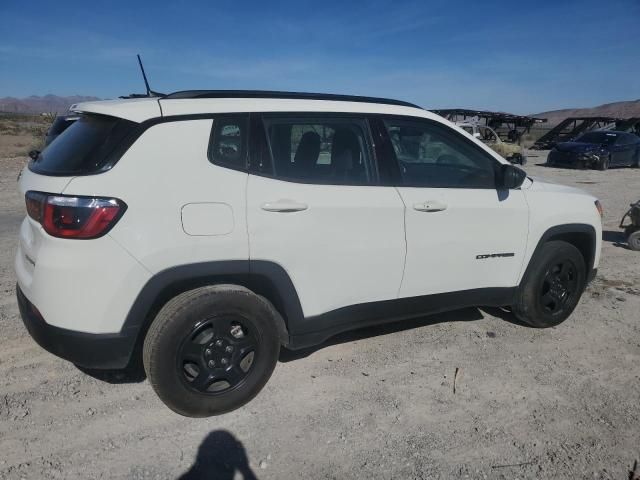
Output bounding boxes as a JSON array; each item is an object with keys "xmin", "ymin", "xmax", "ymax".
[
  {"xmin": 48, "ymin": 115, "xmax": 78, "ymax": 136},
  {"xmin": 30, "ymin": 114, "xmax": 137, "ymax": 175}
]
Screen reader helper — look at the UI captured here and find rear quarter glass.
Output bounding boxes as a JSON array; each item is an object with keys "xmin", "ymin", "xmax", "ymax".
[{"xmin": 29, "ymin": 114, "xmax": 137, "ymax": 176}]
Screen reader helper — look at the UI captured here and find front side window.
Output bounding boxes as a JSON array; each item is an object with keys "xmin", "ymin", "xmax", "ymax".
[
  {"xmin": 260, "ymin": 117, "xmax": 372, "ymax": 185},
  {"xmin": 208, "ymin": 115, "xmax": 248, "ymax": 170},
  {"xmin": 384, "ymin": 118, "xmax": 498, "ymax": 188}
]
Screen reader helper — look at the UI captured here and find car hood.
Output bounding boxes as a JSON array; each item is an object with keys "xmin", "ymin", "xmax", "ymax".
[
  {"xmin": 555, "ymin": 142, "xmax": 607, "ymax": 153},
  {"xmin": 526, "ymin": 176, "xmax": 593, "ymax": 197}
]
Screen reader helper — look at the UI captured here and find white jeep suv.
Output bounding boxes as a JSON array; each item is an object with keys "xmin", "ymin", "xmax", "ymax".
[{"xmin": 16, "ymin": 91, "xmax": 602, "ymax": 417}]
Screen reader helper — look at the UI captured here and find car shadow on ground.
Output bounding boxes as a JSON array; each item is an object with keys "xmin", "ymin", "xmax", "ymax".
[
  {"xmin": 76, "ymin": 343, "xmax": 147, "ymax": 384},
  {"xmin": 79, "ymin": 306, "xmax": 531, "ymax": 380},
  {"xmin": 279, "ymin": 306, "xmax": 527, "ymax": 362},
  {"xmin": 602, "ymin": 229, "xmax": 629, "ymax": 248},
  {"xmin": 179, "ymin": 430, "xmax": 258, "ymax": 480}
]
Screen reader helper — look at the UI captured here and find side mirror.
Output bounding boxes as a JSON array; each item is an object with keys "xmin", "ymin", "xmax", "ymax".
[{"xmin": 499, "ymin": 163, "xmax": 527, "ymax": 189}]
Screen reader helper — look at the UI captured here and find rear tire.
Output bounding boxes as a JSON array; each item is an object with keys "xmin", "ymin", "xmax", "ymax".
[
  {"xmin": 143, "ymin": 285, "xmax": 280, "ymax": 417},
  {"xmin": 512, "ymin": 241, "xmax": 586, "ymax": 328}
]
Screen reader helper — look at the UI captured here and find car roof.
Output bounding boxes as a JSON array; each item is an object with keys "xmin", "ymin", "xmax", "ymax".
[
  {"xmin": 163, "ymin": 90, "xmax": 422, "ymax": 108},
  {"xmin": 70, "ymin": 90, "xmax": 437, "ymax": 123},
  {"xmin": 579, "ymin": 130, "xmax": 626, "ymax": 136}
]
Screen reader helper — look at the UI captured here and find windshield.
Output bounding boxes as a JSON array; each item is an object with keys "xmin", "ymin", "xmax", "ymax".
[
  {"xmin": 575, "ymin": 132, "xmax": 617, "ymax": 145},
  {"xmin": 30, "ymin": 114, "xmax": 136, "ymax": 175}
]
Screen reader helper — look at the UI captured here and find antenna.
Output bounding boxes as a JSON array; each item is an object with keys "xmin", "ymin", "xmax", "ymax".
[
  {"xmin": 120, "ymin": 54, "xmax": 165, "ymax": 98},
  {"xmin": 137, "ymin": 54, "xmax": 152, "ymax": 96}
]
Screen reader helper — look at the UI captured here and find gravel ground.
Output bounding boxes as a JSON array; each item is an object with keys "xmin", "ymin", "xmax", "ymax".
[{"xmin": 0, "ymin": 150, "xmax": 639, "ymax": 480}]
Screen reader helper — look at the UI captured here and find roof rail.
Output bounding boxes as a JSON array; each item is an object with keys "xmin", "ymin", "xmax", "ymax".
[{"xmin": 162, "ymin": 90, "xmax": 423, "ymax": 109}]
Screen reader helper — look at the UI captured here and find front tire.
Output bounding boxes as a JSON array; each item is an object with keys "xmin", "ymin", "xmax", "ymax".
[
  {"xmin": 512, "ymin": 241, "xmax": 586, "ymax": 328},
  {"xmin": 597, "ymin": 154, "xmax": 610, "ymax": 170},
  {"xmin": 143, "ymin": 285, "xmax": 280, "ymax": 417},
  {"xmin": 627, "ymin": 229, "xmax": 640, "ymax": 251}
]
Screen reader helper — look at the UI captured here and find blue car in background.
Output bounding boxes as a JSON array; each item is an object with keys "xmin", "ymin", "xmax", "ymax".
[{"xmin": 547, "ymin": 130, "xmax": 640, "ymax": 170}]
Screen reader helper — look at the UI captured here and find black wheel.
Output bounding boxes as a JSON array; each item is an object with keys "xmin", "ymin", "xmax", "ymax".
[
  {"xmin": 597, "ymin": 154, "xmax": 610, "ymax": 170},
  {"xmin": 628, "ymin": 230, "xmax": 640, "ymax": 251},
  {"xmin": 143, "ymin": 285, "xmax": 280, "ymax": 417},
  {"xmin": 512, "ymin": 241, "xmax": 586, "ymax": 328}
]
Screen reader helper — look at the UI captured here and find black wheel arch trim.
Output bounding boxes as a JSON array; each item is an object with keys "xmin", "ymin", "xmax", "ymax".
[
  {"xmin": 521, "ymin": 223, "xmax": 597, "ymax": 286},
  {"xmin": 122, "ymin": 260, "xmax": 521, "ymax": 353},
  {"xmin": 117, "ymin": 223, "xmax": 596, "ymax": 360},
  {"xmin": 123, "ymin": 260, "xmax": 301, "ymax": 348}
]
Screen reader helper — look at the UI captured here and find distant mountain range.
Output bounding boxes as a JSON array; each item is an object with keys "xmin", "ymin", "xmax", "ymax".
[
  {"xmin": 3, "ymin": 95, "xmax": 640, "ymax": 125},
  {"xmin": 534, "ymin": 99, "xmax": 640, "ymax": 125},
  {"xmin": 0, "ymin": 95, "xmax": 100, "ymax": 114}
]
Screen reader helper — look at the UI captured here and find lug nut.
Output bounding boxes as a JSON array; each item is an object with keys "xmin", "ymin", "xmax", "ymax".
[
  {"xmin": 208, "ymin": 360, "xmax": 215, "ymax": 368},
  {"xmin": 215, "ymin": 340, "xmax": 223, "ymax": 347},
  {"xmin": 221, "ymin": 358, "xmax": 228, "ymax": 365},
  {"xmin": 205, "ymin": 349, "xmax": 212, "ymax": 355},
  {"xmin": 225, "ymin": 346, "xmax": 233, "ymax": 353}
]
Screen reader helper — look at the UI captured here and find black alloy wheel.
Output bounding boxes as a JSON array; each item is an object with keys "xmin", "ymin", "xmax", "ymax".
[
  {"xmin": 178, "ymin": 316, "xmax": 258, "ymax": 394},
  {"xmin": 143, "ymin": 285, "xmax": 281, "ymax": 417},
  {"xmin": 512, "ymin": 240, "xmax": 586, "ymax": 328},
  {"xmin": 539, "ymin": 260, "xmax": 578, "ymax": 315}
]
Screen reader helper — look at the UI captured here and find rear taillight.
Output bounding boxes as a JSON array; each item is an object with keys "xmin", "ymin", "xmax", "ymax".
[{"xmin": 25, "ymin": 191, "xmax": 126, "ymax": 239}]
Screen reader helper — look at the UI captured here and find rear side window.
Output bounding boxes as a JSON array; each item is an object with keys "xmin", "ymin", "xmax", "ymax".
[
  {"xmin": 384, "ymin": 118, "xmax": 498, "ymax": 188},
  {"xmin": 30, "ymin": 114, "xmax": 136, "ymax": 175},
  {"xmin": 208, "ymin": 115, "xmax": 249, "ymax": 170},
  {"xmin": 259, "ymin": 116, "xmax": 372, "ymax": 185}
]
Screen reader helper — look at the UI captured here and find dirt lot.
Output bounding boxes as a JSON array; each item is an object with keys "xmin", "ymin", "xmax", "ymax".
[{"xmin": 0, "ymin": 144, "xmax": 639, "ymax": 479}]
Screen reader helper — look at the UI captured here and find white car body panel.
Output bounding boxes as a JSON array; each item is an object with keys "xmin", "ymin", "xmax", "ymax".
[
  {"xmin": 397, "ymin": 187, "xmax": 529, "ymax": 298},
  {"xmin": 15, "ymin": 95, "xmax": 602, "ymax": 339},
  {"xmin": 15, "ymin": 218, "xmax": 151, "ymax": 333},
  {"xmin": 61, "ymin": 120, "xmax": 250, "ymax": 275},
  {"xmin": 520, "ymin": 177, "xmax": 602, "ymax": 275},
  {"xmin": 18, "ymin": 119, "xmax": 249, "ymax": 334},
  {"xmin": 247, "ymin": 175, "xmax": 406, "ymax": 317},
  {"xmin": 70, "ymin": 98, "xmax": 162, "ymax": 122}
]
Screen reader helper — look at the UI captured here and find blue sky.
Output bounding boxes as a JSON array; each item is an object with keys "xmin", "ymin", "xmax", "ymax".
[{"xmin": 0, "ymin": 0, "xmax": 638, "ymax": 114}]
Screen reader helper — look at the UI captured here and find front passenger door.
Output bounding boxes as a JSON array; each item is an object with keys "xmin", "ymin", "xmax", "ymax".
[
  {"xmin": 615, "ymin": 134, "xmax": 638, "ymax": 166},
  {"xmin": 380, "ymin": 116, "xmax": 530, "ymax": 299}
]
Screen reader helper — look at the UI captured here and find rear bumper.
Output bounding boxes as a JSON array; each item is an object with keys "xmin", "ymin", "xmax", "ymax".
[{"xmin": 17, "ymin": 285, "xmax": 137, "ymax": 369}]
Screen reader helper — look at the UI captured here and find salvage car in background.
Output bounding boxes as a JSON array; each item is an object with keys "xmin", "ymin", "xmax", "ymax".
[
  {"xmin": 456, "ymin": 122, "xmax": 526, "ymax": 165},
  {"xmin": 547, "ymin": 131, "xmax": 640, "ymax": 170}
]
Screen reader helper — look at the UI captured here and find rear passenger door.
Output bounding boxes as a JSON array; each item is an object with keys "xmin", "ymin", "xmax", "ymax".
[
  {"xmin": 246, "ymin": 114, "xmax": 406, "ymax": 324},
  {"xmin": 376, "ymin": 115, "xmax": 529, "ymax": 298}
]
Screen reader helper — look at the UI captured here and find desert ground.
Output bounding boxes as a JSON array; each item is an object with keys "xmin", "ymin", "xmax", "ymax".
[{"xmin": 0, "ymin": 126, "xmax": 639, "ymax": 479}]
